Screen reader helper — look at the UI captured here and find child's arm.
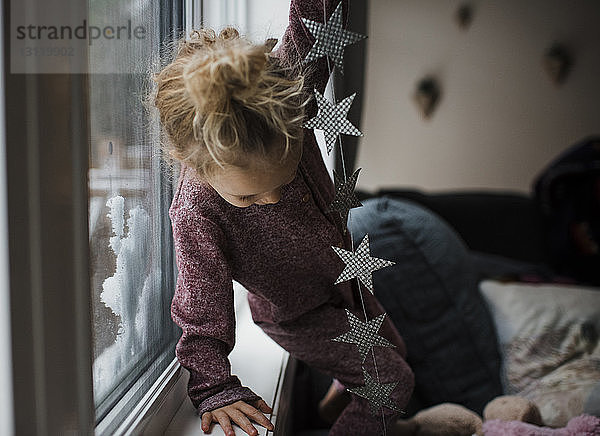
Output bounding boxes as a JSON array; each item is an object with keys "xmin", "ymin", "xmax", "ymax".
[
  {"xmin": 170, "ymin": 208, "xmax": 271, "ymax": 435},
  {"xmin": 274, "ymin": 0, "xmax": 349, "ymax": 104}
]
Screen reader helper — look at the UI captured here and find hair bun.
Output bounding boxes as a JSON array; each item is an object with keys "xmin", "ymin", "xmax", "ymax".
[
  {"xmin": 182, "ymin": 31, "xmax": 269, "ymax": 115},
  {"xmin": 153, "ymin": 26, "xmax": 308, "ymax": 176}
]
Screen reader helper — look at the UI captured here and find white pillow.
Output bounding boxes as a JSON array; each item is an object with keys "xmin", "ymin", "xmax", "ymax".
[
  {"xmin": 479, "ymin": 280, "xmax": 600, "ymax": 427},
  {"xmin": 479, "ymin": 280, "xmax": 600, "ymax": 346}
]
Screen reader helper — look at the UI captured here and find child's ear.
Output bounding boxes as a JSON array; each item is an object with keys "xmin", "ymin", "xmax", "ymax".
[{"xmin": 264, "ymin": 38, "xmax": 278, "ymax": 53}]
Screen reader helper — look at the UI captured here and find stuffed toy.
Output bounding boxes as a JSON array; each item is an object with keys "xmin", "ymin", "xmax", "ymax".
[
  {"xmin": 391, "ymin": 395, "xmax": 600, "ymax": 436},
  {"xmin": 483, "ymin": 395, "xmax": 543, "ymax": 425},
  {"xmin": 482, "ymin": 414, "xmax": 600, "ymax": 435},
  {"xmin": 391, "ymin": 395, "xmax": 542, "ymax": 436},
  {"xmin": 392, "ymin": 403, "xmax": 483, "ymax": 436}
]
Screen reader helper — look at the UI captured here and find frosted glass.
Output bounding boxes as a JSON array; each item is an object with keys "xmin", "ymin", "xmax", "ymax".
[{"xmin": 87, "ymin": 0, "xmax": 178, "ymax": 421}]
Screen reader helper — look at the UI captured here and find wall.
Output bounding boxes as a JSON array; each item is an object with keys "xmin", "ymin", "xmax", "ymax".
[{"xmin": 356, "ymin": 0, "xmax": 600, "ymax": 194}]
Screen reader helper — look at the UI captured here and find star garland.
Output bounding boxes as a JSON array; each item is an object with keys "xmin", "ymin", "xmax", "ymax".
[
  {"xmin": 329, "ymin": 168, "xmax": 362, "ymax": 231},
  {"xmin": 348, "ymin": 367, "xmax": 402, "ymax": 414},
  {"xmin": 332, "ymin": 234, "xmax": 395, "ymax": 294},
  {"xmin": 302, "ymin": 1, "xmax": 367, "ymax": 74},
  {"xmin": 301, "ymin": 0, "xmax": 404, "ymax": 426},
  {"xmin": 303, "ymin": 89, "xmax": 362, "ymax": 155},
  {"xmin": 332, "ymin": 309, "xmax": 395, "ymax": 363}
]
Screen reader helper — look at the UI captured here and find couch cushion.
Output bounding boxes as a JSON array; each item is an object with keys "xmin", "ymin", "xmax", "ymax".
[
  {"xmin": 349, "ymin": 197, "xmax": 503, "ymax": 415},
  {"xmin": 479, "ymin": 280, "xmax": 600, "ymax": 427}
]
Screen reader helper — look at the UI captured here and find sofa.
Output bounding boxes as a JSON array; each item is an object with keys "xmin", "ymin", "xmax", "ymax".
[{"xmin": 291, "ymin": 187, "xmax": 600, "ymax": 435}]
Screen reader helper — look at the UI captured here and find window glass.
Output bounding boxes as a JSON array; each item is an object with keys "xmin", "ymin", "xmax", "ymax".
[
  {"xmin": 87, "ymin": 0, "xmax": 178, "ymax": 421},
  {"xmin": 200, "ymin": 0, "xmax": 290, "ymax": 42}
]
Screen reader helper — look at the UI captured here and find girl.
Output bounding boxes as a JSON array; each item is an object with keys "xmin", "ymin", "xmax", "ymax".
[{"xmin": 152, "ymin": 1, "xmax": 414, "ymax": 435}]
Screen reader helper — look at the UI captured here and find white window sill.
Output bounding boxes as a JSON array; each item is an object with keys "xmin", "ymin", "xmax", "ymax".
[{"xmin": 164, "ymin": 283, "xmax": 291, "ymax": 436}]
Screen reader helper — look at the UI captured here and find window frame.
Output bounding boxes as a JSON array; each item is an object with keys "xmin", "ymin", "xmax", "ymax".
[
  {"xmin": 3, "ymin": 0, "xmax": 296, "ymax": 433},
  {"xmin": 2, "ymin": 0, "xmax": 185, "ymax": 433},
  {"xmin": 0, "ymin": 3, "xmax": 15, "ymax": 434}
]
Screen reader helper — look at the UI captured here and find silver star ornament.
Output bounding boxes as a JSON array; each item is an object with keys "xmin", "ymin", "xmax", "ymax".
[
  {"xmin": 348, "ymin": 367, "xmax": 401, "ymax": 414},
  {"xmin": 303, "ymin": 89, "xmax": 362, "ymax": 155},
  {"xmin": 332, "ymin": 309, "xmax": 395, "ymax": 363},
  {"xmin": 329, "ymin": 168, "xmax": 362, "ymax": 230},
  {"xmin": 332, "ymin": 234, "xmax": 395, "ymax": 294},
  {"xmin": 302, "ymin": 1, "xmax": 367, "ymax": 74}
]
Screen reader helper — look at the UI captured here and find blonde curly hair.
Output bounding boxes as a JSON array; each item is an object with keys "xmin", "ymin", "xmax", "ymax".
[{"xmin": 152, "ymin": 27, "xmax": 308, "ymax": 178}]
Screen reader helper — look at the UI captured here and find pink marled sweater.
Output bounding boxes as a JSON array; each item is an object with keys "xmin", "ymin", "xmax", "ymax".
[{"xmin": 169, "ymin": 0, "xmax": 410, "ymax": 419}]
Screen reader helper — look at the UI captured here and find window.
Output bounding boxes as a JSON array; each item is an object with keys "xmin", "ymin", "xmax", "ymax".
[
  {"xmin": 195, "ymin": 0, "xmax": 290, "ymax": 44},
  {"xmin": 3, "ymin": 0, "xmax": 305, "ymax": 433},
  {"xmin": 4, "ymin": 0, "xmax": 184, "ymax": 433},
  {"xmin": 87, "ymin": 0, "xmax": 183, "ymax": 432}
]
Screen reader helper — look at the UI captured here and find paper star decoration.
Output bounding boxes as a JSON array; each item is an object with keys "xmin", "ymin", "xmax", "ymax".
[
  {"xmin": 329, "ymin": 168, "xmax": 362, "ymax": 230},
  {"xmin": 302, "ymin": 1, "xmax": 367, "ymax": 74},
  {"xmin": 304, "ymin": 89, "xmax": 362, "ymax": 155},
  {"xmin": 332, "ymin": 234, "xmax": 395, "ymax": 294},
  {"xmin": 348, "ymin": 367, "xmax": 401, "ymax": 414},
  {"xmin": 332, "ymin": 309, "xmax": 395, "ymax": 363}
]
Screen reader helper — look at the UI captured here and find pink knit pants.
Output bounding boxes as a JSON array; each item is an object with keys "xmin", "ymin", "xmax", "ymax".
[{"xmin": 257, "ymin": 295, "xmax": 414, "ymax": 436}]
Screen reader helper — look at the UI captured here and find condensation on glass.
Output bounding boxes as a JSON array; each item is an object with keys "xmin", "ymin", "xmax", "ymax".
[
  {"xmin": 87, "ymin": 0, "xmax": 178, "ymax": 421},
  {"xmin": 198, "ymin": 0, "xmax": 290, "ymax": 43}
]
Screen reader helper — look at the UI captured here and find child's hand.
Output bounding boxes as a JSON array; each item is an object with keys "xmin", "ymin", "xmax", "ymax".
[{"xmin": 201, "ymin": 399, "xmax": 274, "ymax": 436}]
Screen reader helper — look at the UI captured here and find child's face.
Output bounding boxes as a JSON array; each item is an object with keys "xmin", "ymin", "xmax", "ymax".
[{"xmin": 206, "ymin": 148, "xmax": 301, "ymax": 208}]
